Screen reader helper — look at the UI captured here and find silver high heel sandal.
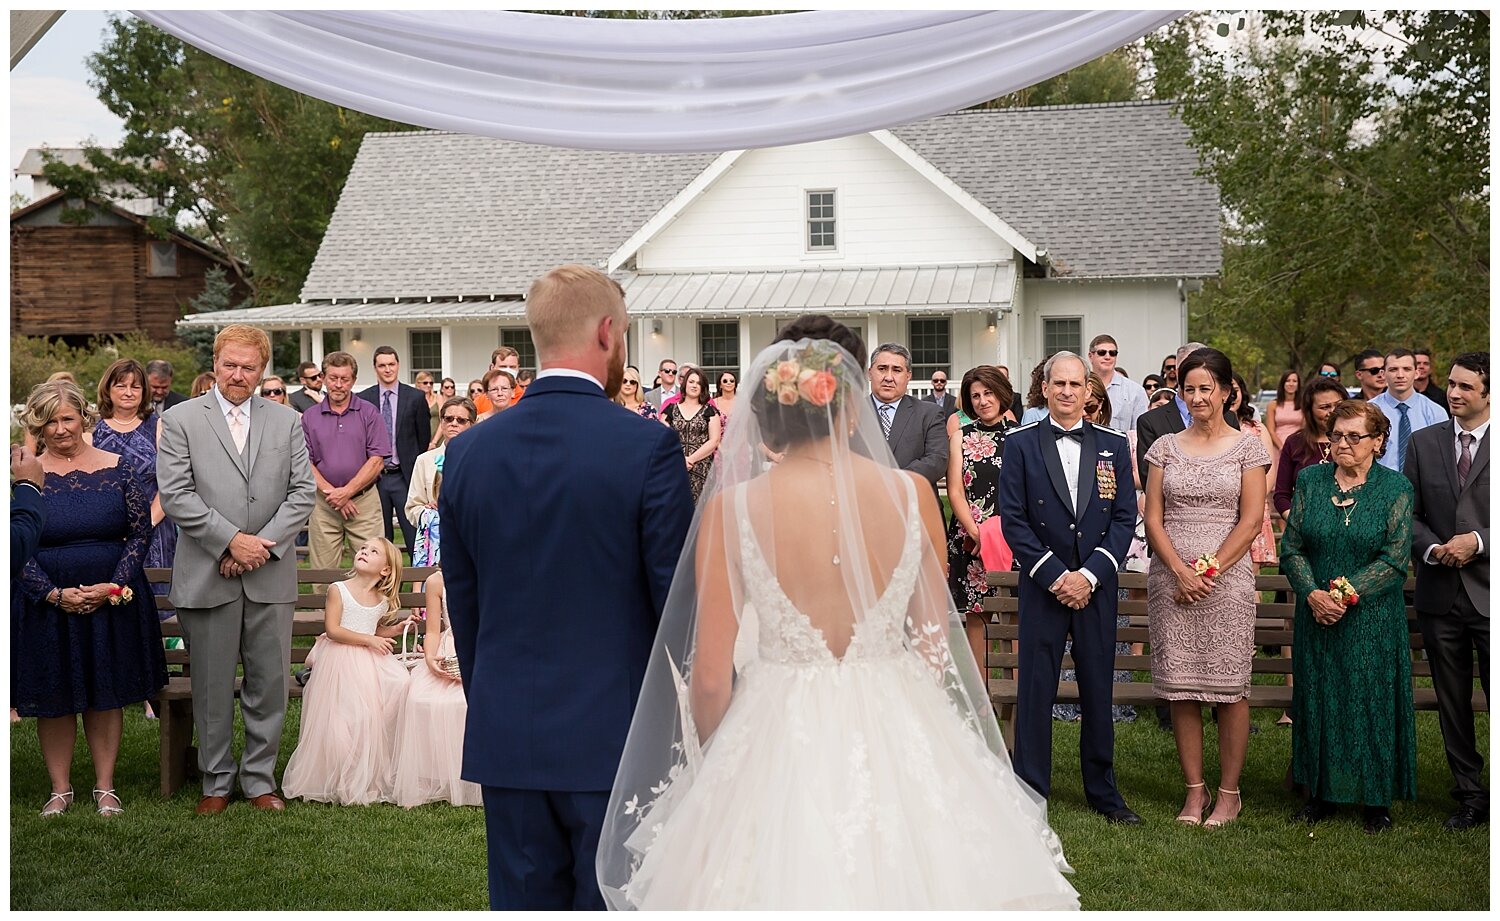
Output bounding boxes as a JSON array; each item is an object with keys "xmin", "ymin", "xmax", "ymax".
[
  {"xmin": 40, "ymin": 790, "xmax": 74, "ymax": 817},
  {"xmin": 92, "ymin": 788, "xmax": 123, "ymax": 817}
]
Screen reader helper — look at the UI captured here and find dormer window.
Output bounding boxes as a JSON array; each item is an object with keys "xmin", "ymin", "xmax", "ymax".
[{"xmin": 806, "ymin": 190, "xmax": 836, "ymax": 251}]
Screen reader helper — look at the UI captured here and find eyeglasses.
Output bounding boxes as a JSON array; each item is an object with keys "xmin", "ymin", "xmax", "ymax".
[
  {"xmin": 1094, "ymin": 349, "xmax": 1118, "ymax": 357},
  {"xmin": 660, "ymin": 368, "xmax": 677, "ymax": 376},
  {"xmin": 302, "ymin": 372, "xmax": 322, "ymax": 382},
  {"xmin": 1084, "ymin": 402, "xmax": 1102, "ymax": 414},
  {"xmin": 1319, "ymin": 370, "xmax": 1340, "ymax": 377},
  {"xmin": 1163, "ymin": 365, "xmax": 1177, "ymax": 373},
  {"xmin": 1357, "ymin": 366, "xmax": 1385, "ymax": 375},
  {"xmin": 932, "ymin": 378, "xmax": 947, "ymax": 384},
  {"xmin": 1328, "ymin": 432, "xmax": 1379, "ymax": 445},
  {"xmin": 440, "ymin": 414, "xmax": 473, "ymax": 425},
  {"xmin": 418, "ymin": 381, "xmax": 433, "ymax": 388},
  {"xmin": 260, "ymin": 388, "xmax": 285, "ymax": 396},
  {"xmin": 623, "ymin": 379, "xmax": 639, "ymax": 386},
  {"xmin": 468, "ymin": 388, "xmax": 483, "ymax": 396}
]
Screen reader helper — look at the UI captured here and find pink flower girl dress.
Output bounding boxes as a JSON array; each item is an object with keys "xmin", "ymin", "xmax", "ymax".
[
  {"xmin": 390, "ymin": 587, "xmax": 482, "ymax": 807},
  {"xmin": 282, "ymin": 580, "xmax": 411, "ymax": 805}
]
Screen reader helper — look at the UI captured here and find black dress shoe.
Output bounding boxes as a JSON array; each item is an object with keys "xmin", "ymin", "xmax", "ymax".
[
  {"xmin": 1362, "ymin": 806, "xmax": 1393, "ymax": 834},
  {"xmin": 1099, "ymin": 806, "xmax": 1143, "ymax": 825},
  {"xmin": 1444, "ymin": 805, "xmax": 1488, "ymax": 830},
  {"xmin": 1291, "ymin": 798, "xmax": 1337, "ymax": 825}
]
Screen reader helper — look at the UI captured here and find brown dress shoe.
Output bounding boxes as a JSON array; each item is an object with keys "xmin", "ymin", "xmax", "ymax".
[
  {"xmin": 248, "ymin": 793, "xmax": 286, "ymax": 811},
  {"xmin": 196, "ymin": 795, "xmax": 230, "ymax": 816}
]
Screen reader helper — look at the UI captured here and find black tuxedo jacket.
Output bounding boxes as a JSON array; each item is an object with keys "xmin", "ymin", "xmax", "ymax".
[
  {"xmin": 1134, "ymin": 400, "xmax": 1240, "ymax": 486},
  {"xmin": 1407, "ymin": 422, "xmax": 1489, "ymax": 616},
  {"xmin": 357, "ymin": 382, "xmax": 432, "ymax": 473}
]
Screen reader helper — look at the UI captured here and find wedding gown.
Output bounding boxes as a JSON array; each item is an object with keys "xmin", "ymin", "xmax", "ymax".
[{"xmin": 617, "ymin": 478, "xmax": 1080, "ymax": 910}]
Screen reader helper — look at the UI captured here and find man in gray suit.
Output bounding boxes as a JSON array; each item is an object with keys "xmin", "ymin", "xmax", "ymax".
[
  {"xmin": 642, "ymin": 357, "xmax": 678, "ymax": 411},
  {"xmin": 1406, "ymin": 351, "xmax": 1489, "ymax": 830},
  {"xmin": 158, "ymin": 325, "xmax": 316, "ymax": 816},
  {"xmin": 868, "ymin": 343, "xmax": 948, "ymax": 496}
]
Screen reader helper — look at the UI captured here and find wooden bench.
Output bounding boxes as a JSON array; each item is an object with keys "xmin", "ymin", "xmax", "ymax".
[
  {"xmin": 984, "ymin": 570, "xmax": 1487, "ymax": 749},
  {"xmin": 146, "ymin": 566, "xmax": 437, "ymax": 797}
]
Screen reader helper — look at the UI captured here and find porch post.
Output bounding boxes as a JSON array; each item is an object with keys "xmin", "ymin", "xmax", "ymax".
[
  {"xmin": 311, "ymin": 328, "xmax": 325, "ymax": 365},
  {"xmin": 440, "ymin": 325, "xmax": 455, "ymax": 380}
]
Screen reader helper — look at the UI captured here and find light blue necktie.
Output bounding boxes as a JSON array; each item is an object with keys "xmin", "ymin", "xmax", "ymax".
[{"xmin": 1395, "ymin": 402, "xmax": 1411, "ymax": 472}]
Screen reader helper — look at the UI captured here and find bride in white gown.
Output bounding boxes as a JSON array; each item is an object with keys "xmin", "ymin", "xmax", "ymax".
[{"xmin": 598, "ymin": 317, "xmax": 1080, "ymax": 910}]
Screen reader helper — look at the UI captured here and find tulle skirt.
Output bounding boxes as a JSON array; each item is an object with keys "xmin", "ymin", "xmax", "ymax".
[
  {"xmin": 390, "ymin": 632, "xmax": 482, "ymax": 808},
  {"xmin": 282, "ymin": 634, "xmax": 410, "ymax": 805},
  {"xmin": 622, "ymin": 654, "xmax": 1080, "ymax": 910}
]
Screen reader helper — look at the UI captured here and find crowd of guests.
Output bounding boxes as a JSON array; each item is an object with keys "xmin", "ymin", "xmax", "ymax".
[{"xmin": 9, "ymin": 323, "xmax": 1487, "ymax": 835}]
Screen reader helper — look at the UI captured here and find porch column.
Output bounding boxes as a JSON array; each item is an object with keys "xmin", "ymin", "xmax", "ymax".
[
  {"xmin": 299, "ymin": 329, "xmax": 311, "ymax": 363},
  {"xmin": 311, "ymin": 328, "xmax": 325, "ymax": 365},
  {"xmin": 738, "ymin": 318, "xmax": 754, "ymax": 377},
  {"xmin": 440, "ymin": 325, "xmax": 455, "ymax": 380}
]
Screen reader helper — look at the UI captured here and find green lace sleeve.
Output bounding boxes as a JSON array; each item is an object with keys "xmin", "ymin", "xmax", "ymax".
[
  {"xmin": 1279, "ymin": 469, "xmax": 1316, "ymax": 597},
  {"xmin": 1347, "ymin": 475, "xmax": 1414, "ymax": 599}
]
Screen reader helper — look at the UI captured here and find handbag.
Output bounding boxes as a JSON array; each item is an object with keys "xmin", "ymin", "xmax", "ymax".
[
  {"xmin": 977, "ymin": 515, "xmax": 1014, "ymax": 572},
  {"xmin": 393, "ymin": 622, "xmax": 424, "ymax": 670}
]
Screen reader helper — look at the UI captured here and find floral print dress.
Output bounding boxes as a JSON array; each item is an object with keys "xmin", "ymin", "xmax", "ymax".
[{"xmin": 945, "ymin": 420, "xmax": 1011, "ymax": 621}]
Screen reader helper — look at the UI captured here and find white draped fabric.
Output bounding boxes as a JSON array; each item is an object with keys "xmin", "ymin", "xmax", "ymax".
[{"xmin": 132, "ymin": 9, "xmax": 1181, "ymax": 153}]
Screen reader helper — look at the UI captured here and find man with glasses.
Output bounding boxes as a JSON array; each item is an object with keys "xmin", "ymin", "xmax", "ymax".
[
  {"xmin": 1088, "ymin": 334, "xmax": 1149, "ymax": 431},
  {"xmin": 289, "ymin": 361, "xmax": 325, "ymax": 413},
  {"xmin": 922, "ymin": 370, "xmax": 958, "ymax": 417},
  {"xmin": 643, "ymin": 358, "xmax": 679, "ymax": 411},
  {"xmin": 1353, "ymin": 348, "xmax": 1387, "ymax": 401},
  {"xmin": 1370, "ymin": 348, "xmax": 1447, "ymax": 473},
  {"xmin": 1160, "ymin": 354, "xmax": 1179, "ymax": 389}
]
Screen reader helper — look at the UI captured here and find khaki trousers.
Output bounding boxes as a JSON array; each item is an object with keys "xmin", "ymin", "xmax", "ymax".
[{"xmin": 307, "ymin": 486, "xmax": 383, "ymax": 572}]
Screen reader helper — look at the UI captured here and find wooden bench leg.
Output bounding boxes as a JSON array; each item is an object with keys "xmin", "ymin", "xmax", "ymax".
[
  {"xmin": 158, "ymin": 697, "xmax": 194, "ymax": 798},
  {"xmin": 1000, "ymin": 701, "xmax": 1017, "ymax": 752}
]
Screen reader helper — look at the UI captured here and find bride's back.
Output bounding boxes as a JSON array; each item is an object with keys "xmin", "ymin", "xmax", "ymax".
[{"xmin": 739, "ymin": 454, "xmax": 919, "ymax": 659}]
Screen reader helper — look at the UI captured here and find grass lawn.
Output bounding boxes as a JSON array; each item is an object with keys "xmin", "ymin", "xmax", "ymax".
[{"xmin": 9, "ymin": 703, "xmax": 1488, "ymax": 910}]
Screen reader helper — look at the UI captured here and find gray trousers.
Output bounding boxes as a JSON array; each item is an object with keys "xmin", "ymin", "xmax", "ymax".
[{"xmin": 176, "ymin": 596, "xmax": 295, "ymax": 798}]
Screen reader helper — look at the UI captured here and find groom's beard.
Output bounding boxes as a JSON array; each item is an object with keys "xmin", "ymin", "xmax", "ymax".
[{"xmin": 603, "ymin": 336, "xmax": 626, "ymax": 399}]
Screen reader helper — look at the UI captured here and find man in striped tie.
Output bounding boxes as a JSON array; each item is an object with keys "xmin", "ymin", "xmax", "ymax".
[
  {"xmin": 1371, "ymin": 348, "xmax": 1447, "ymax": 472},
  {"xmin": 867, "ymin": 343, "xmax": 948, "ymax": 501}
]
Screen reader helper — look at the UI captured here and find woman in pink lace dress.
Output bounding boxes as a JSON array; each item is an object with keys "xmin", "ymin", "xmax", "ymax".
[{"xmin": 1143, "ymin": 349, "xmax": 1270, "ymax": 829}]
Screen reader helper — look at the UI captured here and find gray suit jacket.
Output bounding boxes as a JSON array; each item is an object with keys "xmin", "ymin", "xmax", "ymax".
[
  {"xmin": 879, "ymin": 395, "xmax": 949, "ymax": 486},
  {"xmin": 642, "ymin": 386, "xmax": 676, "ymax": 411},
  {"xmin": 157, "ymin": 392, "xmax": 317, "ymax": 609},
  {"xmin": 1407, "ymin": 422, "xmax": 1489, "ymax": 616}
]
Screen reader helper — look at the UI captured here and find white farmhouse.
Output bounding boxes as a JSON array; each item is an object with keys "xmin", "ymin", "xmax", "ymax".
[{"xmin": 182, "ymin": 101, "xmax": 1220, "ymax": 395}]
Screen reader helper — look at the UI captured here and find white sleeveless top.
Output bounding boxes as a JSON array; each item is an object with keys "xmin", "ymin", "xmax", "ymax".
[{"xmin": 333, "ymin": 581, "xmax": 391, "ymax": 635}]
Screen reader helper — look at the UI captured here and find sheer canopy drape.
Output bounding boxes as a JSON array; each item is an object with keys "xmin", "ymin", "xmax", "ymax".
[{"xmin": 132, "ymin": 10, "xmax": 1181, "ymax": 153}]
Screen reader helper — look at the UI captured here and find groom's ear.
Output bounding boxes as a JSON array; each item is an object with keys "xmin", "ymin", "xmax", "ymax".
[{"xmin": 596, "ymin": 314, "xmax": 617, "ymax": 353}]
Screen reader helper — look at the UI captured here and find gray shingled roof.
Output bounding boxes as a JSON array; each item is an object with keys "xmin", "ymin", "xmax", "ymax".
[
  {"xmin": 300, "ymin": 102, "xmax": 1219, "ymax": 301},
  {"xmin": 300, "ymin": 134, "xmax": 715, "ymax": 301},
  {"xmin": 890, "ymin": 102, "xmax": 1221, "ymax": 278}
]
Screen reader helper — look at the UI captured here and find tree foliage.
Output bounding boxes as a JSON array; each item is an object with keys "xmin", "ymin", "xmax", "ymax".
[
  {"xmin": 40, "ymin": 14, "xmax": 415, "ymax": 308},
  {"xmin": 10, "ymin": 332, "xmax": 201, "ymax": 410},
  {"xmin": 1149, "ymin": 11, "xmax": 1488, "ymax": 381}
]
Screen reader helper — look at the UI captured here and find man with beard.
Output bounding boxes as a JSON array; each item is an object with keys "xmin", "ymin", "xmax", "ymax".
[{"xmin": 440, "ymin": 264, "xmax": 694, "ymax": 910}]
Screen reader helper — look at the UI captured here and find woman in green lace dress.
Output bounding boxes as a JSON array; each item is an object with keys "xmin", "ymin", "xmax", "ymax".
[{"xmin": 1281, "ymin": 400, "xmax": 1415, "ymax": 834}]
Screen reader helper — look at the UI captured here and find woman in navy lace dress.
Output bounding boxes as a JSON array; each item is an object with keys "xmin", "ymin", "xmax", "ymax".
[
  {"xmin": 13, "ymin": 382, "xmax": 167, "ymax": 817},
  {"xmin": 90, "ymin": 359, "xmax": 177, "ymax": 605}
]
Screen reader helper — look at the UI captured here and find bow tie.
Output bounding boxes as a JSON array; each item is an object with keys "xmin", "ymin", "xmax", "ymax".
[{"xmin": 1051, "ymin": 425, "xmax": 1084, "ymax": 443}]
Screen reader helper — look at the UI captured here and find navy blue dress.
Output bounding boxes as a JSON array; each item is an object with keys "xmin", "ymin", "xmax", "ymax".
[{"xmin": 12, "ymin": 461, "xmax": 167, "ymax": 718}]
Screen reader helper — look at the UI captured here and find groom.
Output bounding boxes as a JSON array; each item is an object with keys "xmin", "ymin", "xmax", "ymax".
[
  {"xmin": 998, "ymin": 350, "xmax": 1141, "ymax": 824},
  {"xmin": 441, "ymin": 265, "xmax": 695, "ymax": 909}
]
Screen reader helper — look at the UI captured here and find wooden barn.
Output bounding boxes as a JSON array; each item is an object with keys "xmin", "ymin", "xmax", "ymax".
[{"xmin": 11, "ymin": 191, "xmax": 249, "ymax": 343}]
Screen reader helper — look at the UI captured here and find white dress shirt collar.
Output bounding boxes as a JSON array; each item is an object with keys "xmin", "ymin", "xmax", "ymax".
[{"xmin": 212, "ymin": 384, "xmax": 251, "ymax": 418}]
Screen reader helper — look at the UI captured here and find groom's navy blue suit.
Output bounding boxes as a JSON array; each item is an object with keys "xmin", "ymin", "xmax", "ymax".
[
  {"xmin": 998, "ymin": 418, "xmax": 1137, "ymax": 813},
  {"xmin": 441, "ymin": 373, "xmax": 694, "ymax": 910}
]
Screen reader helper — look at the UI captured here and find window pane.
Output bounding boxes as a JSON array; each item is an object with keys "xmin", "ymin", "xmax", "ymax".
[
  {"xmin": 500, "ymin": 328, "xmax": 537, "ymax": 371},
  {"xmin": 148, "ymin": 241, "xmax": 178, "ymax": 277},
  {"xmin": 409, "ymin": 329, "xmax": 442, "ymax": 380},
  {"xmin": 698, "ymin": 320, "xmax": 740, "ymax": 391},
  {"xmin": 1042, "ymin": 318, "xmax": 1083, "ymax": 358},
  {"xmin": 907, "ymin": 317, "xmax": 951, "ymax": 383},
  {"xmin": 806, "ymin": 190, "xmax": 836, "ymax": 251}
]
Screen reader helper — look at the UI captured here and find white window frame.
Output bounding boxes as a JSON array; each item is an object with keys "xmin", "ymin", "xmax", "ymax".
[
  {"xmin": 1041, "ymin": 316, "xmax": 1084, "ymax": 358},
  {"xmin": 806, "ymin": 188, "xmax": 837, "ymax": 252}
]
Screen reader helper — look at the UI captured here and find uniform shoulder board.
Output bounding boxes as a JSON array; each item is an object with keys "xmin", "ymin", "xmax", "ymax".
[
  {"xmin": 1008, "ymin": 420, "xmax": 1041, "ymax": 434},
  {"xmin": 1093, "ymin": 423, "xmax": 1129, "ymax": 440}
]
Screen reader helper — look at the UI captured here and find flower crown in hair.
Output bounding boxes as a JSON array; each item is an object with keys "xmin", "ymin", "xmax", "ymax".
[{"xmin": 761, "ymin": 343, "xmax": 847, "ymax": 411}]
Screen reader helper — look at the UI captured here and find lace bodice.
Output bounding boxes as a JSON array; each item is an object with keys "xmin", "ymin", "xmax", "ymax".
[
  {"xmin": 333, "ymin": 581, "xmax": 392, "ymax": 635},
  {"xmin": 1146, "ymin": 432, "xmax": 1270, "ymax": 521},
  {"xmin": 735, "ymin": 477, "xmax": 923, "ymax": 665}
]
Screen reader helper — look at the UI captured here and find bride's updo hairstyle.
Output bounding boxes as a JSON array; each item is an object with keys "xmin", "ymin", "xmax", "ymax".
[{"xmin": 755, "ymin": 315, "xmax": 868, "ymax": 450}]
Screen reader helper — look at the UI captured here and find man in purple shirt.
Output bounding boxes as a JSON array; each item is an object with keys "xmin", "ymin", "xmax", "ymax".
[{"xmin": 300, "ymin": 350, "xmax": 391, "ymax": 572}]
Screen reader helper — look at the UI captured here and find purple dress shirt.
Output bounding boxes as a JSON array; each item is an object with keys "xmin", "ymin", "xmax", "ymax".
[{"xmin": 300, "ymin": 396, "xmax": 391, "ymax": 488}]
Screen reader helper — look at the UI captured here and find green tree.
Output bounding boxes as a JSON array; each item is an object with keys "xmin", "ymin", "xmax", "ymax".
[
  {"xmin": 1153, "ymin": 11, "xmax": 1488, "ymax": 379},
  {"xmin": 41, "ymin": 14, "xmax": 415, "ymax": 307},
  {"xmin": 178, "ymin": 265, "xmax": 251, "ymax": 374}
]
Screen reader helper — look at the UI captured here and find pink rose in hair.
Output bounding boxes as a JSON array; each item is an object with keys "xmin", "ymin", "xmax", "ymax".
[
  {"xmin": 777, "ymin": 361, "xmax": 800, "ymax": 383},
  {"xmin": 777, "ymin": 383, "xmax": 799, "ymax": 405},
  {"xmin": 799, "ymin": 371, "xmax": 838, "ymax": 407}
]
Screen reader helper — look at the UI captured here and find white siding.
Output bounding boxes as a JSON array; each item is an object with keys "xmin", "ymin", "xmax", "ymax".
[
  {"xmin": 638, "ymin": 134, "xmax": 1012, "ymax": 271},
  {"xmin": 1018, "ymin": 279, "xmax": 1185, "ymax": 387}
]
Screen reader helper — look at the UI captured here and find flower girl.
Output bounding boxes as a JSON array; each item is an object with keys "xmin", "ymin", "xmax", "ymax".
[
  {"xmin": 390, "ymin": 567, "xmax": 483, "ymax": 807},
  {"xmin": 283, "ymin": 538, "xmax": 413, "ymax": 805}
]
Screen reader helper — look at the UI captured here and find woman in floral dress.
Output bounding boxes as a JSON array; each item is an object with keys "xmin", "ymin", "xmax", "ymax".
[{"xmin": 946, "ymin": 365, "xmax": 1014, "ymax": 676}]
